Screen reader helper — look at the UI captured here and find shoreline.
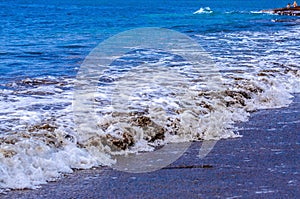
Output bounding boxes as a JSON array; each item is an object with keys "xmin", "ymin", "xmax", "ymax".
[{"xmin": 1, "ymin": 94, "xmax": 299, "ymax": 198}]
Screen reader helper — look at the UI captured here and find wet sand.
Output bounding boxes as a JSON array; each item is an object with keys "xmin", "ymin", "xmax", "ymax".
[{"xmin": 1, "ymin": 94, "xmax": 299, "ymax": 199}]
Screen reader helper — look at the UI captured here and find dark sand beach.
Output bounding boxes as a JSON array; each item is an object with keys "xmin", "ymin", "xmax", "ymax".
[{"xmin": 1, "ymin": 94, "xmax": 299, "ymax": 199}]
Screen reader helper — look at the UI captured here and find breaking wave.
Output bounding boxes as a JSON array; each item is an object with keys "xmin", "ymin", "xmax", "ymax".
[
  {"xmin": 193, "ymin": 7, "xmax": 213, "ymax": 14},
  {"xmin": 0, "ymin": 27, "xmax": 300, "ymax": 192}
]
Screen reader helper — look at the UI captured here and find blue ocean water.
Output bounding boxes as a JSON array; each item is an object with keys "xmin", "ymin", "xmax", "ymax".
[
  {"xmin": 0, "ymin": 0, "xmax": 298, "ymax": 82},
  {"xmin": 0, "ymin": 0, "xmax": 299, "ymax": 191}
]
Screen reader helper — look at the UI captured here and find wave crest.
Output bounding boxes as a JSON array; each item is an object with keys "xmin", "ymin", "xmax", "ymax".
[{"xmin": 193, "ymin": 7, "xmax": 213, "ymax": 14}]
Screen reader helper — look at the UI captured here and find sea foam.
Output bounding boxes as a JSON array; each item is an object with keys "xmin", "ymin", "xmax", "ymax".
[
  {"xmin": 193, "ymin": 7, "xmax": 213, "ymax": 14},
  {"xmin": 0, "ymin": 26, "xmax": 300, "ymax": 192}
]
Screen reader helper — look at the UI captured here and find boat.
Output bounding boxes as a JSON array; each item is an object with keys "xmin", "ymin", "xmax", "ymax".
[{"xmin": 262, "ymin": 6, "xmax": 300, "ymax": 16}]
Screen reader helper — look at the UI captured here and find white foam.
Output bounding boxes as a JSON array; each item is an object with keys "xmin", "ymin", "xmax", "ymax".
[
  {"xmin": 1, "ymin": 25, "xmax": 300, "ymax": 191},
  {"xmin": 193, "ymin": 7, "xmax": 213, "ymax": 14}
]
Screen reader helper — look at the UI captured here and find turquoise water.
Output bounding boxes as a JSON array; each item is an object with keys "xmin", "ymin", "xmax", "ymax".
[{"xmin": 0, "ymin": 0, "xmax": 299, "ymax": 191}]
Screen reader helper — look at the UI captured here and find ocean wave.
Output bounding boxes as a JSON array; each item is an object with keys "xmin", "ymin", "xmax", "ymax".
[
  {"xmin": 1, "ymin": 27, "xmax": 300, "ymax": 192},
  {"xmin": 224, "ymin": 10, "xmax": 266, "ymax": 15},
  {"xmin": 193, "ymin": 7, "xmax": 213, "ymax": 14},
  {"xmin": 250, "ymin": 10, "xmax": 266, "ymax": 14}
]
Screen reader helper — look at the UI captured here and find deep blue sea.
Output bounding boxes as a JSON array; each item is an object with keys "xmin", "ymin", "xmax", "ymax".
[{"xmin": 0, "ymin": 0, "xmax": 299, "ymax": 191}]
